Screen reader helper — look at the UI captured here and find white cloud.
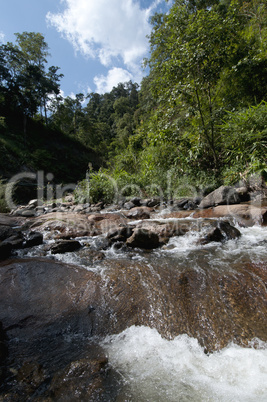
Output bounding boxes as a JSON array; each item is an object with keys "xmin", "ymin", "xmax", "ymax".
[
  {"xmin": 94, "ymin": 67, "xmax": 133, "ymax": 93},
  {"xmin": 0, "ymin": 32, "xmax": 5, "ymax": 43},
  {"xmin": 46, "ymin": 0, "xmax": 165, "ymax": 89}
]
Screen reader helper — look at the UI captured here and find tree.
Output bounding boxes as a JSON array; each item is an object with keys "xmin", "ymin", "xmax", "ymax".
[
  {"xmin": 142, "ymin": 0, "xmax": 267, "ymax": 178},
  {"xmin": 0, "ymin": 32, "xmax": 63, "ymax": 122}
]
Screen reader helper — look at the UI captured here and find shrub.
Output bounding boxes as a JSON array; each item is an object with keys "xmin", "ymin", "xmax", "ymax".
[
  {"xmin": 0, "ymin": 179, "xmax": 10, "ymax": 213},
  {"xmin": 75, "ymin": 170, "xmax": 117, "ymax": 204}
]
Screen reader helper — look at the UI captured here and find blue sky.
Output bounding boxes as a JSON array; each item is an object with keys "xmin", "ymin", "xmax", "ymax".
[{"xmin": 0, "ymin": 0, "xmax": 170, "ymax": 97}]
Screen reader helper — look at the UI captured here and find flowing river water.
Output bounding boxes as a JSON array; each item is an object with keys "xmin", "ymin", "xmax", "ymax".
[{"xmin": 1, "ymin": 215, "xmax": 267, "ymax": 401}]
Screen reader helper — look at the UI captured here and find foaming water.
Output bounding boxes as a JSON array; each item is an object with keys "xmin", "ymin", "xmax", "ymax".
[
  {"xmin": 159, "ymin": 223, "xmax": 267, "ymax": 268},
  {"xmin": 102, "ymin": 326, "xmax": 267, "ymax": 402}
]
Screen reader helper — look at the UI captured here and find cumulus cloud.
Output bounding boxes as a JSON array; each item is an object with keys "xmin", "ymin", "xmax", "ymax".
[
  {"xmin": 94, "ymin": 67, "xmax": 133, "ymax": 93},
  {"xmin": 46, "ymin": 0, "xmax": 165, "ymax": 90}
]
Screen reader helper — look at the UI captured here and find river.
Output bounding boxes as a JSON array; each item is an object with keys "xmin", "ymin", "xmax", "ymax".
[{"xmin": 11, "ymin": 217, "xmax": 267, "ymax": 401}]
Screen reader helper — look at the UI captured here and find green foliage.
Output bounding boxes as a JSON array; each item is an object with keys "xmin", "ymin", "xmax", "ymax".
[
  {"xmin": 0, "ymin": 178, "xmax": 10, "ymax": 213},
  {"xmin": 75, "ymin": 170, "xmax": 117, "ymax": 204},
  {"xmin": 221, "ymin": 101, "xmax": 267, "ymax": 183}
]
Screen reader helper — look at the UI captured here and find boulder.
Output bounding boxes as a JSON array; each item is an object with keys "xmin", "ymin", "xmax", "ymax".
[
  {"xmin": 50, "ymin": 240, "xmax": 82, "ymax": 254},
  {"xmin": 130, "ymin": 197, "xmax": 141, "ymax": 206},
  {"xmin": 199, "ymin": 186, "xmax": 240, "ymax": 209},
  {"xmin": 24, "ymin": 231, "xmax": 43, "ymax": 248},
  {"xmin": 2, "ymin": 233, "xmax": 24, "ymax": 249},
  {"xmin": 126, "ymin": 228, "xmax": 162, "ymax": 249},
  {"xmin": 0, "ymin": 242, "xmax": 12, "ymax": 260},
  {"xmin": 123, "ymin": 201, "xmax": 135, "ymax": 210},
  {"xmin": 107, "ymin": 225, "xmax": 133, "ymax": 243},
  {"xmin": 124, "ymin": 206, "xmax": 151, "ymax": 220},
  {"xmin": 0, "ymin": 225, "xmax": 16, "ymax": 241},
  {"xmin": 198, "ymin": 221, "xmax": 241, "ymax": 244},
  {"xmin": 0, "ymin": 258, "xmax": 266, "ymax": 370},
  {"xmin": 218, "ymin": 220, "xmax": 241, "ymax": 239}
]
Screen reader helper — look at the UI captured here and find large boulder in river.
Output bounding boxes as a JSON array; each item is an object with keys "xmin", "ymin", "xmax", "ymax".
[
  {"xmin": 0, "ymin": 258, "xmax": 266, "ymax": 355},
  {"xmin": 126, "ymin": 228, "xmax": 162, "ymax": 249},
  {"xmin": 50, "ymin": 240, "xmax": 82, "ymax": 254},
  {"xmin": 199, "ymin": 186, "xmax": 241, "ymax": 209}
]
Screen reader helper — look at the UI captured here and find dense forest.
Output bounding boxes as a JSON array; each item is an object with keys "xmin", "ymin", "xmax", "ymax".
[{"xmin": 0, "ymin": 0, "xmax": 266, "ymax": 207}]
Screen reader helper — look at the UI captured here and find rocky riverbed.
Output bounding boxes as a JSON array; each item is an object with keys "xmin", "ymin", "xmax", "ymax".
[{"xmin": 0, "ymin": 185, "xmax": 267, "ymax": 400}]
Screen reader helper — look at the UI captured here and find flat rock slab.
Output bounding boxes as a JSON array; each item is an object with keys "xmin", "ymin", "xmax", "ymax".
[
  {"xmin": 163, "ymin": 204, "xmax": 267, "ymax": 226},
  {"xmin": 0, "ymin": 257, "xmax": 266, "ymax": 354}
]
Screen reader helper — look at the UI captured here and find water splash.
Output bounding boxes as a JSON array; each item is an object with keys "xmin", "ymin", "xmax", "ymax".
[{"xmin": 102, "ymin": 326, "xmax": 267, "ymax": 402}]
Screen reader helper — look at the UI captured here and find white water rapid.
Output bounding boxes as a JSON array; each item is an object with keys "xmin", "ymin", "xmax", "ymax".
[{"xmin": 102, "ymin": 326, "xmax": 267, "ymax": 402}]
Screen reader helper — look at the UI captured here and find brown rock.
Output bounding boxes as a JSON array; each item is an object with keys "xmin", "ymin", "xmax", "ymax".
[
  {"xmin": 192, "ymin": 204, "xmax": 267, "ymax": 226},
  {"xmin": 49, "ymin": 355, "xmax": 108, "ymax": 401},
  {"xmin": 124, "ymin": 206, "xmax": 152, "ymax": 220},
  {"xmin": 0, "ymin": 257, "xmax": 266, "ymax": 357},
  {"xmin": 126, "ymin": 228, "xmax": 162, "ymax": 249}
]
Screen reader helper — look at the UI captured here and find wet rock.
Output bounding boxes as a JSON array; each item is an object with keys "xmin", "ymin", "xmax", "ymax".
[
  {"xmin": 16, "ymin": 361, "xmax": 47, "ymax": 391},
  {"xmin": 0, "ymin": 225, "xmax": 16, "ymax": 241},
  {"xmin": 107, "ymin": 225, "xmax": 133, "ymax": 243},
  {"xmin": 126, "ymin": 228, "xmax": 162, "ymax": 249},
  {"xmin": 24, "ymin": 231, "xmax": 43, "ymax": 248},
  {"xmin": 0, "ymin": 242, "xmax": 12, "ymax": 260},
  {"xmin": 0, "ymin": 322, "xmax": 7, "ymax": 364},
  {"xmin": 199, "ymin": 227, "xmax": 225, "ymax": 244},
  {"xmin": 199, "ymin": 186, "xmax": 240, "ymax": 209},
  {"xmin": 50, "ymin": 240, "xmax": 82, "ymax": 254},
  {"xmin": 0, "ymin": 258, "xmax": 266, "ymax": 363},
  {"xmin": 2, "ymin": 233, "xmax": 24, "ymax": 249},
  {"xmin": 198, "ymin": 221, "xmax": 241, "ymax": 244},
  {"xmin": 124, "ymin": 206, "xmax": 151, "ymax": 220},
  {"xmin": 218, "ymin": 221, "xmax": 241, "ymax": 239},
  {"xmin": 192, "ymin": 204, "xmax": 267, "ymax": 226},
  {"xmin": 49, "ymin": 356, "xmax": 108, "ymax": 401}
]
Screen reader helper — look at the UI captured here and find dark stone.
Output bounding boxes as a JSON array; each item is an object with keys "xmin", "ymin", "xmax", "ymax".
[
  {"xmin": 0, "ymin": 242, "xmax": 12, "ymax": 260},
  {"xmin": 126, "ymin": 228, "xmax": 161, "ymax": 249},
  {"xmin": 218, "ymin": 221, "xmax": 241, "ymax": 240},
  {"xmin": 147, "ymin": 199, "xmax": 160, "ymax": 208},
  {"xmin": 0, "ymin": 322, "xmax": 7, "ymax": 364},
  {"xmin": 199, "ymin": 221, "xmax": 241, "ymax": 244},
  {"xmin": 0, "ymin": 225, "xmax": 15, "ymax": 241},
  {"xmin": 130, "ymin": 197, "xmax": 141, "ymax": 206},
  {"xmin": 107, "ymin": 226, "xmax": 133, "ymax": 243},
  {"xmin": 2, "ymin": 234, "xmax": 24, "ymax": 249},
  {"xmin": 24, "ymin": 231, "xmax": 43, "ymax": 248},
  {"xmin": 50, "ymin": 240, "xmax": 82, "ymax": 254}
]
